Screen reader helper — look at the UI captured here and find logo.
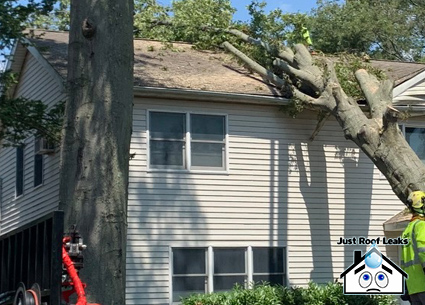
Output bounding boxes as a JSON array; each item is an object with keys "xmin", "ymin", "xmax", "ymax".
[{"xmin": 339, "ymin": 243, "xmax": 407, "ymax": 294}]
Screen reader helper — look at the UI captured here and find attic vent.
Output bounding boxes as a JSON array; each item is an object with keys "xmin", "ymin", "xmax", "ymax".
[{"xmin": 35, "ymin": 137, "xmax": 55, "ymax": 155}]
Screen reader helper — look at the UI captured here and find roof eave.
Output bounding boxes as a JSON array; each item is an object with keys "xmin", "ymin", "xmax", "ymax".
[
  {"xmin": 383, "ymin": 220, "xmax": 410, "ymax": 232},
  {"xmin": 393, "ymin": 69, "xmax": 425, "ymax": 97},
  {"xmin": 133, "ymin": 86, "xmax": 291, "ymax": 106}
]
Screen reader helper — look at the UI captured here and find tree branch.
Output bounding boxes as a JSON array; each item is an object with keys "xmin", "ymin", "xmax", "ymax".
[
  {"xmin": 221, "ymin": 41, "xmax": 285, "ymax": 88},
  {"xmin": 355, "ymin": 69, "xmax": 393, "ymax": 119},
  {"xmin": 310, "ymin": 112, "xmax": 331, "ymax": 141}
]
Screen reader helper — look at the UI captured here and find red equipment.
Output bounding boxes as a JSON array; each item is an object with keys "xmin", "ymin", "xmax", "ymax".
[{"xmin": 61, "ymin": 226, "xmax": 100, "ymax": 305}]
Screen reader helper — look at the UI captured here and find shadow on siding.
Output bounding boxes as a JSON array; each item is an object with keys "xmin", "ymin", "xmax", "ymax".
[{"xmin": 295, "ymin": 143, "xmax": 334, "ymax": 283}]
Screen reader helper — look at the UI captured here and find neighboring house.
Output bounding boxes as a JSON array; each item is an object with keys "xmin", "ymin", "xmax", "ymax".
[
  {"xmin": 340, "ymin": 246, "xmax": 407, "ymax": 295},
  {"xmin": 1, "ymin": 30, "xmax": 425, "ymax": 305}
]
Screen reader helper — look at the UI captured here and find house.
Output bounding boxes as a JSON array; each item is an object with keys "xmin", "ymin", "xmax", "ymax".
[
  {"xmin": 1, "ymin": 30, "xmax": 425, "ymax": 304},
  {"xmin": 340, "ymin": 245, "xmax": 407, "ymax": 294}
]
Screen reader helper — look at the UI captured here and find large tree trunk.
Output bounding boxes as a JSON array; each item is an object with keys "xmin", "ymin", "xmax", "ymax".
[{"xmin": 59, "ymin": 0, "xmax": 133, "ymax": 304}]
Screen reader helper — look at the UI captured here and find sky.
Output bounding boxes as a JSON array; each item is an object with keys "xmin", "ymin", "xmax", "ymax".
[{"xmin": 160, "ymin": 0, "xmax": 319, "ymax": 21}]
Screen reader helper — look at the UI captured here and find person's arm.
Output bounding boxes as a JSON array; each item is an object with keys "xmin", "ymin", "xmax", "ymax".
[{"xmin": 413, "ymin": 220, "xmax": 425, "ymax": 275}]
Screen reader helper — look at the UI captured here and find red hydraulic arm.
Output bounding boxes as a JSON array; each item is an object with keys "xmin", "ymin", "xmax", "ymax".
[{"xmin": 62, "ymin": 229, "xmax": 100, "ymax": 305}]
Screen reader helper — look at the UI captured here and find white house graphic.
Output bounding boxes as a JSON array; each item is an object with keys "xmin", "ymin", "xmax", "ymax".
[{"xmin": 340, "ymin": 245, "xmax": 407, "ymax": 294}]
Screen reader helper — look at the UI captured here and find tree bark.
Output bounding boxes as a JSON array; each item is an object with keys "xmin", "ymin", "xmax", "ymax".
[
  {"xmin": 59, "ymin": 0, "xmax": 133, "ymax": 304},
  {"xmin": 225, "ymin": 36, "xmax": 425, "ymax": 203}
]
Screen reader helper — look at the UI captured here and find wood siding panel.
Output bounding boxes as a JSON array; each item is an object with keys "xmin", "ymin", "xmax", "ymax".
[
  {"xmin": 126, "ymin": 97, "xmax": 405, "ymax": 305},
  {"xmin": 0, "ymin": 52, "xmax": 64, "ymax": 234}
]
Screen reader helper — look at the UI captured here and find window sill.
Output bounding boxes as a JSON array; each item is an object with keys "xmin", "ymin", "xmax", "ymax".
[
  {"xmin": 14, "ymin": 194, "xmax": 24, "ymax": 201},
  {"xmin": 147, "ymin": 169, "xmax": 229, "ymax": 175},
  {"xmin": 33, "ymin": 183, "xmax": 44, "ymax": 191}
]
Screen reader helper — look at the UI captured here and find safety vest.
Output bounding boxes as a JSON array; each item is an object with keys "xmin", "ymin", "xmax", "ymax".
[
  {"xmin": 401, "ymin": 219, "xmax": 425, "ymax": 294},
  {"xmin": 301, "ymin": 27, "xmax": 313, "ymax": 46}
]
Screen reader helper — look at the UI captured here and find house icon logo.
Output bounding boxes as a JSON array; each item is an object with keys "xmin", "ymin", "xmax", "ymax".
[{"xmin": 340, "ymin": 243, "xmax": 407, "ymax": 294}]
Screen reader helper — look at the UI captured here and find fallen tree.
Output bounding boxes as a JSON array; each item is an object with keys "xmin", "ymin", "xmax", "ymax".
[{"xmin": 218, "ymin": 29, "xmax": 425, "ymax": 203}]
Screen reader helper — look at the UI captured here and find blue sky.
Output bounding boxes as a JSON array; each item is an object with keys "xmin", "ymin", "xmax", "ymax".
[{"xmin": 160, "ymin": 0, "xmax": 319, "ymax": 21}]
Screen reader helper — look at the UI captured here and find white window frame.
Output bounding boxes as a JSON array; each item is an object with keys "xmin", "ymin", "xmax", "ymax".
[
  {"xmin": 147, "ymin": 110, "xmax": 229, "ymax": 174},
  {"xmin": 169, "ymin": 246, "xmax": 287, "ymax": 304}
]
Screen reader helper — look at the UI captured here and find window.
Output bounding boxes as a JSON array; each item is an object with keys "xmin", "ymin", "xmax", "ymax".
[
  {"xmin": 253, "ymin": 247, "xmax": 285, "ymax": 285},
  {"xmin": 149, "ymin": 111, "xmax": 227, "ymax": 171},
  {"xmin": 404, "ymin": 126, "xmax": 425, "ymax": 163},
  {"xmin": 150, "ymin": 112, "xmax": 186, "ymax": 168},
  {"xmin": 214, "ymin": 248, "xmax": 246, "ymax": 291},
  {"xmin": 172, "ymin": 248, "xmax": 207, "ymax": 302},
  {"xmin": 171, "ymin": 246, "xmax": 286, "ymax": 303},
  {"xmin": 16, "ymin": 146, "xmax": 24, "ymax": 197},
  {"xmin": 34, "ymin": 138, "xmax": 44, "ymax": 187}
]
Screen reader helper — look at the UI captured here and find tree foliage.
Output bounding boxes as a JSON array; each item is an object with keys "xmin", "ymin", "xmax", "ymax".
[
  {"xmin": 0, "ymin": 71, "xmax": 64, "ymax": 147},
  {"xmin": 308, "ymin": 0, "xmax": 425, "ymax": 61},
  {"xmin": 27, "ymin": 0, "xmax": 70, "ymax": 31},
  {"xmin": 0, "ymin": 0, "xmax": 67, "ymax": 147},
  {"xmin": 134, "ymin": 0, "xmax": 235, "ymax": 49},
  {"xmin": 0, "ymin": 0, "xmax": 55, "ymax": 49}
]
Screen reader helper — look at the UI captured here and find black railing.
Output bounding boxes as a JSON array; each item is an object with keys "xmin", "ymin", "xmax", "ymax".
[{"xmin": 0, "ymin": 211, "xmax": 64, "ymax": 305}]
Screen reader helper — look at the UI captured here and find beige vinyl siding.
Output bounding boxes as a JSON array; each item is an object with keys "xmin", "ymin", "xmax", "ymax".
[
  {"xmin": 0, "ymin": 51, "xmax": 65, "ymax": 235},
  {"xmin": 127, "ymin": 97, "xmax": 404, "ymax": 305}
]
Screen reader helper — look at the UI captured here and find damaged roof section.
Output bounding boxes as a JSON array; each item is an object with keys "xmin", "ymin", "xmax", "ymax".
[
  {"xmin": 24, "ymin": 30, "xmax": 425, "ymax": 98},
  {"xmin": 27, "ymin": 30, "xmax": 279, "ymax": 96}
]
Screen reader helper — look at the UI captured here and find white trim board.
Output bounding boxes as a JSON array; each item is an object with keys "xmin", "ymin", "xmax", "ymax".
[{"xmin": 393, "ymin": 69, "xmax": 425, "ymax": 97}]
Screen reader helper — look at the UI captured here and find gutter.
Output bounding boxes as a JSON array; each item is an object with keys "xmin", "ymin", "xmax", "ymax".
[{"xmin": 133, "ymin": 86, "xmax": 290, "ymax": 106}]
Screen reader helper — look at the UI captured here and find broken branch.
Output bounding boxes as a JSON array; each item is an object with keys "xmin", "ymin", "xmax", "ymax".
[{"xmin": 221, "ymin": 41, "xmax": 285, "ymax": 89}]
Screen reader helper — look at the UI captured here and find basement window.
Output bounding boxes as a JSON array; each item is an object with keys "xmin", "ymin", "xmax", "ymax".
[{"xmin": 171, "ymin": 246, "xmax": 286, "ymax": 303}]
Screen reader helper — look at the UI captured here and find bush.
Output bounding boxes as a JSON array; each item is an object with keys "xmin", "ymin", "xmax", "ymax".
[{"xmin": 181, "ymin": 282, "xmax": 398, "ymax": 305}]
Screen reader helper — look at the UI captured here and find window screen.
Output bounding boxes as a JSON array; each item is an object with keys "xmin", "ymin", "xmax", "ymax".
[
  {"xmin": 253, "ymin": 247, "xmax": 285, "ymax": 285},
  {"xmin": 149, "ymin": 112, "xmax": 186, "ymax": 168},
  {"xmin": 172, "ymin": 248, "xmax": 206, "ymax": 302},
  {"xmin": 213, "ymin": 248, "xmax": 246, "ymax": 291},
  {"xmin": 191, "ymin": 114, "xmax": 225, "ymax": 169}
]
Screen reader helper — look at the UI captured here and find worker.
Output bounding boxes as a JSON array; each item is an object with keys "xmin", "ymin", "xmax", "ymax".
[
  {"xmin": 300, "ymin": 25, "xmax": 315, "ymax": 54},
  {"xmin": 301, "ymin": 25, "xmax": 313, "ymax": 47},
  {"xmin": 401, "ymin": 191, "xmax": 425, "ymax": 304}
]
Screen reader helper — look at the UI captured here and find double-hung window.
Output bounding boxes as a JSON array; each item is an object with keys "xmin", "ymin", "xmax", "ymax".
[
  {"xmin": 172, "ymin": 248, "xmax": 207, "ymax": 302},
  {"xmin": 213, "ymin": 248, "xmax": 246, "ymax": 291},
  {"xmin": 148, "ymin": 111, "xmax": 227, "ymax": 171},
  {"xmin": 150, "ymin": 112, "xmax": 186, "ymax": 169},
  {"xmin": 252, "ymin": 247, "xmax": 285, "ymax": 285},
  {"xmin": 171, "ymin": 246, "xmax": 286, "ymax": 303}
]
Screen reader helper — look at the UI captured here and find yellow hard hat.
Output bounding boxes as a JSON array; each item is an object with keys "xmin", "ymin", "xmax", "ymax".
[{"xmin": 407, "ymin": 191, "xmax": 425, "ymax": 215}]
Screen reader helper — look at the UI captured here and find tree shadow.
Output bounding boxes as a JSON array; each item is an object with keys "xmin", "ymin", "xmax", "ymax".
[
  {"xmin": 294, "ymin": 142, "xmax": 334, "ymax": 283},
  {"xmin": 339, "ymin": 149, "xmax": 373, "ymax": 270}
]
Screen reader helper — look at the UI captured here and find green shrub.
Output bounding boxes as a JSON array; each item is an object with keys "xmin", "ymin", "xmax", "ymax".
[{"xmin": 181, "ymin": 282, "xmax": 398, "ymax": 305}]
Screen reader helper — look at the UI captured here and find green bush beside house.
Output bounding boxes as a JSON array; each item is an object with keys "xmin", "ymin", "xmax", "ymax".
[{"xmin": 181, "ymin": 282, "xmax": 398, "ymax": 305}]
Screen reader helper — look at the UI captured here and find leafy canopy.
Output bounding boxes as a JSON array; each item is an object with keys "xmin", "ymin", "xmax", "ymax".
[
  {"xmin": 308, "ymin": 0, "xmax": 425, "ymax": 61},
  {"xmin": 1, "ymin": 0, "xmax": 65, "ymax": 147}
]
